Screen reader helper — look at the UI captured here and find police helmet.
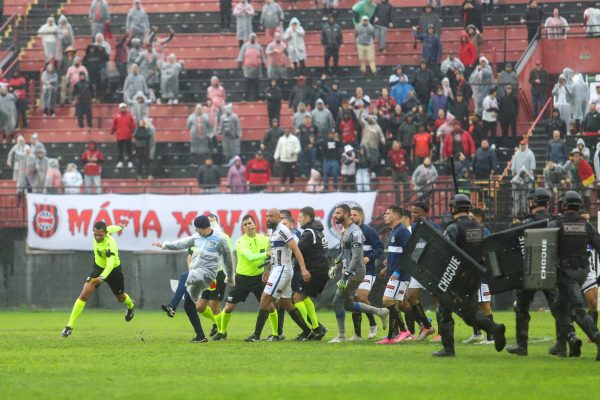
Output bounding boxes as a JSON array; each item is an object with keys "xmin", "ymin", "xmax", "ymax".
[
  {"xmin": 527, "ymin": 187, "xmax": 550, "ymax": 206},
  {"xmin": 450, "ymin": 194, "xmax": 472, "ymax": 214},
  {"xmin": 563, "ymin": 191, "xmax": 583, "ymax": 211}
]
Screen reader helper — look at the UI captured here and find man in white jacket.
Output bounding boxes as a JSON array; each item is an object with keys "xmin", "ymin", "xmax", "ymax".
[
  {"xmin": 510, "ymin": 140, "xmax": 536, "ymax": 218},
  {"xmin": 274, "ymin": 131, "xmax": 301, "ymax": 191}
]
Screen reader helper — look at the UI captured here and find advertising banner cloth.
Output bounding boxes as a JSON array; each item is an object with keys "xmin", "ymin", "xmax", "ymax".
[{"xmin": 27, "ymin": 192, "xmax": 377, "ymax": 251}]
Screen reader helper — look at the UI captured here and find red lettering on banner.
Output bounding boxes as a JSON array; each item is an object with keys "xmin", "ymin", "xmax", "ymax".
[
  {"xmin": 143, "ymin": 210, "xmax": 162, "ymax": 237},
  {"xmin": 315, "ymin": 209, "xmax": 325, "ymax": 220},
  {"xmin": 260, "ymin": 209, "xmax": 269, "ymax": 233},
  {"xmin": 217, "ymin": 210, "xmax": 242, "ymax": 237},
  {"xmin": 113, "ymin": 210, "xmax": 131, "ymax": 236},
  {"xmin": 94, "ymin": 202, "xmax": 113, "ymax": 226},
  {"xmin": 172, "ymin": 211, "xmax": 198, "ymax": 237},
  {"xmin": 68, "ymin": 209, "xmax": 93, "ymax": 235}
]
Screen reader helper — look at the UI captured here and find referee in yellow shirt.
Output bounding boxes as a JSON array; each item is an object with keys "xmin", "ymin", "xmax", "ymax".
[
  {"xmin": 61, "ymin": 221, "xmax": 135, "ymax": 337},
  {"xmin": 213, "ymin": 214, "xmax": 271, "ymax": 341}
]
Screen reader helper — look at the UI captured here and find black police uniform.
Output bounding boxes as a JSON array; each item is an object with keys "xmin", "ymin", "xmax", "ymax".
[
  {"xmin": 549, "ymin": 210, "xmax": 600, "ymax": 357},
  {"xmin": 511, "ymin": 209, "xmax": 559, "ymax": 353},
  {"xmin": 296, "ymin": 220, "xmax": 330, "ymax": 297},
  {"xmin": 436, "ymin": 215, "xmax": 504, "ymax": 355}
]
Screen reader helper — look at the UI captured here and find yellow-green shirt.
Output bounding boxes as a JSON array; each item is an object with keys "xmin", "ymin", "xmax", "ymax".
[
  {"xmin": 93, "ymin": 225, "xmax": 122, "ymax": 279},
  {"xmin": 235, "ymin": 233, "xmax": 270, "ymax": 276}
]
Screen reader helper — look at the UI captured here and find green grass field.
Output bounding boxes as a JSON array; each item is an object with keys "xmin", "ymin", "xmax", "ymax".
[{"xmin": 0, "ymin": 310, "xmax": 598, "ymax": 399}]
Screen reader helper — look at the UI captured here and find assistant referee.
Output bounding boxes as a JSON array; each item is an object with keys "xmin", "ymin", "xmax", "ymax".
[{"xmin": 213, "ymin": 214, "xmax": 272, "ymax": 341}]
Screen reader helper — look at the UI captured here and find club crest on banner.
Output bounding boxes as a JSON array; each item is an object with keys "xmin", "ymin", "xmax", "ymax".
[{"xmin": 32, "ymin": 203, "xmax": 59, "ymax": 238}]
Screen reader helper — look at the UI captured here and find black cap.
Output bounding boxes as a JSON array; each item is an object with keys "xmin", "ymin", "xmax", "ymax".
[{"xmin": 194, "ymin": 215, "xmax": 211, "ymax": 229}]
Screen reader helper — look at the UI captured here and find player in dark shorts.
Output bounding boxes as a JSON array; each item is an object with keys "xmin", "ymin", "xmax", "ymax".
[{"xmin": 291, "ymin": 207, "xmax": 330, "ymax": 340}]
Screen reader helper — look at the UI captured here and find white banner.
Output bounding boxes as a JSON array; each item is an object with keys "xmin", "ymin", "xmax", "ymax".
[{"xmin": 26, "ymin": 192, "xmax": 377, "ymax": 251}]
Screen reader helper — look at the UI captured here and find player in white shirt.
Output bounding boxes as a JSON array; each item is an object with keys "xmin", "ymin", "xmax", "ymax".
[{"xmin": 245, "ymin": 208, "xmax": 316, "ymax": 342}]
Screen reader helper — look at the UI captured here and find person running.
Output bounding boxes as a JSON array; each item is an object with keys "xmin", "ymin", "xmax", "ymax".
[
  {"xmin": 152, "ymin": 216, "xmax": 235, "ymax": 342},
  {"xmin": 328, "ymin": 204, "xmax": 389, "ymax": 343},
  {"xmin": 215, "ymin": 214, "xmax": 271, "ymax": 341},
  {"xmin": 350, "ymin": 205, "xmax": 384, "ymax": 340},
  {"xmin": 61, "ymin": 222, "xmax": 135, "ymax": 337},
  {"xmin": 245, "ymin": 208, "xmax": 315, "ymax": 342},
  {"xmin": 292, "ymin": 206, "xmax": 330, "ymax": 340}
]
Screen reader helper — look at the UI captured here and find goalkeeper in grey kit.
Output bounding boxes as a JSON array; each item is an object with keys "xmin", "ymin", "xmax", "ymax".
[
  {"xmin": 328, "ymin": 204, "xmax": 389, "ymax": 343},
  {"xmin": 152, "ymin": 215, "xmax": 235, "ymax": 342}
]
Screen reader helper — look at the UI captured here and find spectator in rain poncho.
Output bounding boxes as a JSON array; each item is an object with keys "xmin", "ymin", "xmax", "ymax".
[
  {"xmin": 89, "ymin": 0, "xmax": 111, "ymax": 38},
  {"xmin": 571, "ymin": 73, "xmax": 590, "ymax": 128},
  {"xmin": 159, "ymin": 53, "xmax": 184, "ymax": 104},
  {"xmin": 227, "ymin": 155, "xmax": 247, "ymax": 193},
  {"xmin": 469, "ymin": 56, "xmax": 493, "ymax": 115},
  {"xmin": 127, "ymin": 91, "xmax": 151, "ymax": 122},
  {"xmin": 497, "ymin": 62, "xmax": 518, "ymax": 98},
  {"xmin": 306, "ymin": 168, "xmax": 324, "ymax": 192},
  {"xmin": 436, "ymin": 111, "xmax": 455, "ymax": 161},
  {"xmin": 544, "ymin": 8, "xmax": 569, "ymax": 39},
  {"xmin": 412, "ymin": 156, "xmax": 438, "ymax": 201},
  {"xmin": 126, "ymin": 0, "xmax": 150, "ymax": 41},
  {"xmin": 237, "ymin": 33, "xmax": 265, "ymax": 101},
  {"xmin": 38, "ymin": 17, "xmax": 59, "ymax": 63},
  {"xmin": 220, "ymin": 104, "xmax": 242, "ymax": 163},
  {"xmin": 44, "ymin": 158, "xmax": 62, "ymax": 194},
  {"xmin": 259, "ymin": 0, "xmax": 284, "ymax": 40},
  {"xmin": 207, "ymin": 76, "xmax": 227, "ymax": 114},
  {"xmin": 32, "ymin": 149, "xmax": 49, "ymax": 193},
  {"xmin": 65, "ymin": 56, "xmax": 88, "ymax": 101},
  {"xmin": 552, "ymin": 74, "xmax": 573, "ymax": 127},
  {"xmin": 57, "ymin": 15, "xmax": 75, "ymax": 54},
  {"xmin": 136, "ymin": 44, "xmax": 160, "ymax": 95},
  {"xmin": 6, "ymin": 135, "xmax": 27, "ymax": 179},
  {"xmin": 187, "ymin": 104, "xmax": 213, "ymax": 165},
  {"xmin": 62, "ymin": 163, "xmax": 83, "ymax": 194},
  {"xmin": 94, "ymin": 32, "xmax": 111, "ymax": 56},
  {"xmin": 128, "ymin": 38, "xmax": 142, "ymax": 69},
  {"xmin": 0, "ymin": 86, "xmax": 18, "ymax": 142},
  {"xmin": 233, "ymin": 0, "xmax": 255, "ymax": 46},
  {"xmin": 284, "ymin": 18, "xmax": 307, "ymax": 72},
  {"xmin": 16, "ymin": 145, "xmax": 35, "ymax": 202},
  {"xmin": 390, "ymin": 75, "xmax": 415, "ymax": 106},
  {"xmin": 41, "ymin": 63, "xmax": 58, "ymax": 116},
  {"xmin": 122, "ymin": 64, "xmax": 148, "ymax": 103}
]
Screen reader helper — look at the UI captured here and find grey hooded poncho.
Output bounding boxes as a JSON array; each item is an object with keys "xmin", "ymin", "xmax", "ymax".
[{"xmin": 159, "ymin": 57, "xmax": 183, "ymax": 100}]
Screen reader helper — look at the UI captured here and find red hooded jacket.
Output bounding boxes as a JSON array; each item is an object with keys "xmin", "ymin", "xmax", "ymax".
[
  {"xmin": 247, "ymin": 158, "xmax": 271, "ymax": 186},
  {"xmin": 443, "ymin": 128, "xmax": 476, "ymax": 158},
  {"xmin": 459, "ymin": 32, "xmax": 477, "ymax": 68}
]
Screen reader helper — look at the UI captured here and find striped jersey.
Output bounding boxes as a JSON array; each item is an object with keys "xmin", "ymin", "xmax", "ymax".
[{"xmin": 270, "ymin": 223, "xmax": 295, "ymax": 268}]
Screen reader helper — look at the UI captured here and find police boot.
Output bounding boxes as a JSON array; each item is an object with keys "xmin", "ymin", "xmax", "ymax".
[
  {"xmin": 568, "ymin": 333, "xmax": 582, "ymax": 358},
  {"xmin": 492, "ymin": 323, "xmax": 507, "ymax": 352},
  {"xmin": 506, "ymin": 344, "xmax": 527, "ymax": 356},
  {"xmin": 549, "ymin": 341, "xmax": 567, "ymax": 357},
  {"xmin": 432, "ymin": 347, "xmax": 455, "ymax": 357}
]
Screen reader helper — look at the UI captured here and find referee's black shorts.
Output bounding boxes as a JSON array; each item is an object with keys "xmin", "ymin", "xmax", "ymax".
[
  {"xmin": 86, "ymin": 264, "xmax": 125, "ymax": 296},
  {"xmin": 296, "ymin": 270, "xmax": 329, "ymax": 298},
  {"xmin": 226, "ymin": 273, "xmax": 264, "ymax": 304},
  {"xmin": 201, "ymin": 270, "xmax": 226, "ymax": 301}
]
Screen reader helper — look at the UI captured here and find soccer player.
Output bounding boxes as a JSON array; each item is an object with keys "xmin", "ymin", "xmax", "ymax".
[
  {"xmin": 350, "ymin": 206, "xmax": 384, "ymax": 340},
  {"xmin": 245, "ymin": 208, "xmax": 315, "ymax": 342},
  {"xmin": 215, "ymin": 214, "xmax": 271, "ymax": 341},
  {"xmin": 463, "ymin": 208, "xmax": 495, "ymax": 345},
  {"xmin": 581, "ymin": 211, "xmax": 599, "ymax": 328},
  {"xmin": 376, "ymin": 206, "xmax": 412, "ymax": 344},
  {"xmin": 406, "ymin": 201, "xmax": 436, "ymax": 341},
  {"xmin": 292, "ymin": 206, "xmax": 330, "ymax": 340},
  {"xmin": 152, "ymin": 215, "xmax": 234, "ymax": 342},
  {"xmin": 61, "ymin": 221, "xmax": 135, "ymax": 337},
  {"xmin": 329, "ymin": 204, "xmax": 389, "ymax": 343}
]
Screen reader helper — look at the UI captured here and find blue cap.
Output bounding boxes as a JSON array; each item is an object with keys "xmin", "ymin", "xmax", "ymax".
[{"xmin": 194, "ymin": 215, "xmax": 211, "ymax": 229}]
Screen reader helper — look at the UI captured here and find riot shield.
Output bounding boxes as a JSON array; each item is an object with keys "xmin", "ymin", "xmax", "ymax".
[
  {"xmin": 400, "ymin": 220, "xmax": 485, "ymax": 318},
  {"xmin": 481, "ymin": 220, "xmax": 548, "ymax": 294},
  {"xmin": 523, "ymin": 228, "xmax": 558, "ymax": 290}
]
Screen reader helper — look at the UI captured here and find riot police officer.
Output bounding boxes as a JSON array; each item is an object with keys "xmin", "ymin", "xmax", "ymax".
[
  {"xmin": 434, "ymin": 194, "xmax": 507, "ymax": 357},
  {"xmin": 506, "ymin": 188, "xmax": 563, "ymax": 355},
  {"xmin": 548, "ymin": 191, "xmax": 600, "ymax": 360}
]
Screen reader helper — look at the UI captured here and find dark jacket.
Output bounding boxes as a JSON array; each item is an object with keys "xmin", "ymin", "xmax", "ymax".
[
  {"xmin": 321, "ymin": 22, "xmax": 343, "ymax": 48},
  {"xmin": 413, "ymin": 32, "xmax": 442, "ymax": 64},
  {"xmin": 134, "ymin": 126, "xmax": 152, "ymax": 148},
  {"xmin": 583, "ymin": 111, "xmax": 600, "ymax": 133},
  {"xmin": 262, "ymin": 127, "xmax": 284, "ymax": 155},
  {"xmin": 546, "ymin": 139, "xmax": 568, "ymax": 163},
  {"xmin": 288, "ymin": 84, "xmax": 312, "ymax": 110},
  {"xmin": 318, "ymin": 137, "xmax": 343, "ymax": 161},
  {"xmin": 196, "ymin": 164, "xmax": 221, "ymax": 188},
  {"xmin": 463, "ymin": 0, "xmax": 483, "ymax": 32},
  {"xmin": 298, "ymin": 220, "xmax": 330, "ymax": 272},
  {"xmin": 498, "ymin": 93, "xmax": 519, "ymax": 122},
  {"xmin": 360, "ymin": 222, "xmax": 384, "ymax": 276},
  {"xmin": 72, "ymin": 80, "xmax": 93, "ymax": 103},
  {"xmin": 450, "ymin": 99, "xmax": 470, "ymax": 130},
  {"xmin": 523, "ymin": 6, "xmax": 544, "ymax": 33},
  {"xmin": 412, "ymin": 68, "xmax": 437, "ymax": 101},
  {"xmin": 373, "ymin": 1, "xmax": 394, "ymax": 26},
  {"xmin": 545, "ymin": 116, "xmax": 567, "ymax": 137},
  {"xmin": 528, "ymin": 68, "xmax": 549, "ymax": 96},
  {"xmin": 321, "ymin": 82, "xmax": 345, "ymax": 118},
  {"xmin": 471, "ymin": 147, "xmax": 497, "ymax": 178},
  {"xmin": 266, "ymin": 85, "xmax": 282, "ymax": 108}
]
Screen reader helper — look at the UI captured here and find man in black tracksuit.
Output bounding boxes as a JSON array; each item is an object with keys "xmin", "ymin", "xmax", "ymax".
[
  {"xmin": 548, "ymin": 191, "xmax": 600, "ymax": 360},
  {"xmin": 321, "ymin": 15, "xmax": 343, "ymax": 76},
  {"xmin": 506, "ymin": 188, "xmax": 579, "ymax": 356},
  {"xmin": 434, "ymin": 194, "xmax": 507, "ymax": 357},
  {"xmin": 292, "ymin": 206, "xmax": 330, "ymax": 340}
]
